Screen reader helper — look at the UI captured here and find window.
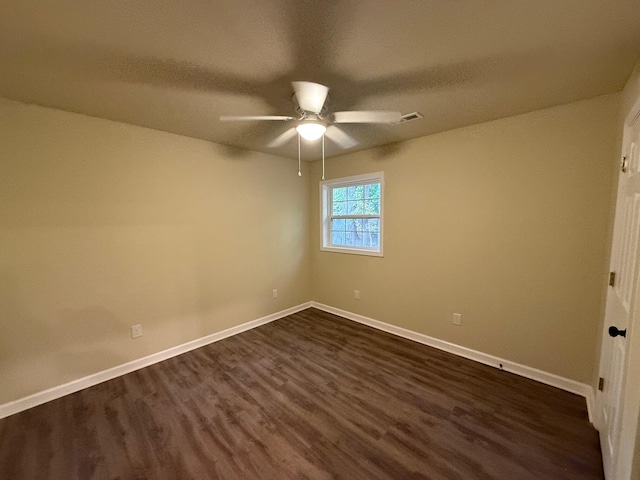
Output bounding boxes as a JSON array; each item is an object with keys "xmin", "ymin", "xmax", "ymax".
[{"xmin": 320, "ymin": 172, "xmax": 384, "ymax": 256}]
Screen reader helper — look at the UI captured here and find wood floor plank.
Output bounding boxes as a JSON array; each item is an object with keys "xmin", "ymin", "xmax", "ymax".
[{"xmin": 0, "ymin": 308, "xmax": 603, "ymax": 479}]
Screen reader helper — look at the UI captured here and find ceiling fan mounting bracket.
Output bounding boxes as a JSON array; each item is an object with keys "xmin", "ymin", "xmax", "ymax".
[{"xmin": 292, "ymin": 92, "xmax": 328, "ymax": 119}]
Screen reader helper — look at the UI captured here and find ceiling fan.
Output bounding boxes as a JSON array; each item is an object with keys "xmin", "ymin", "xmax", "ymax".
[{"xmin": 220, "ymin": 81, "xmax": 401, "ymax": 151}]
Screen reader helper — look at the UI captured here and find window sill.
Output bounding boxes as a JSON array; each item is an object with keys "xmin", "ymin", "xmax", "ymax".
[{"xmin": 320, "ymin": 246, "xmax": 383, "ymax": 257}]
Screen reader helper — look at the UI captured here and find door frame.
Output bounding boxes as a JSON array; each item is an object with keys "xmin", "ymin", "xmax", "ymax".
[{"xmin": 597, "ymin": 93, "xmax": 640, "ymax": 479}]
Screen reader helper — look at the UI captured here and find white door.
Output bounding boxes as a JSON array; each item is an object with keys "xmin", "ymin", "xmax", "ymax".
[{"xmin": 597, "ymin": 105, "xmax": 640, "ymax": 479}]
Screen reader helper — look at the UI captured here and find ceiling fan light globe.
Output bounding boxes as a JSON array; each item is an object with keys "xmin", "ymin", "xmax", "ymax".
[{"xmin": 296, "ymin": 123, "xmax": 326, "ymax": 141}]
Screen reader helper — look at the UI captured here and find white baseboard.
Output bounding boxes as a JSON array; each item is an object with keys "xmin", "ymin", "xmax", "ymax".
[
  {"xmin": 585, "ymin": 388, "xmax": 597, "ymax": 426},
  {"xmin": 0, "ymin": 302, "xmax": 312, "ymax": 419},
  {"xmin": 310, "ymin": 302, "xmax": 596, "ymax": 424},
  {"xmin": 1, "ymin": 301, "xmax": 597, "ymax": 425}
]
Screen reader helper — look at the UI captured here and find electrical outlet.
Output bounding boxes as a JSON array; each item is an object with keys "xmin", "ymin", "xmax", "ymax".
[
  {"xmin": 131, "ymin": 324, "xmax": 143, "ymax": 338},
  {"xmin": 272, "ymin": 289, "xmax": 278, "ymax": 299},
  {"xmin": 452, "ymin": 313, "xmax": 462, "ymax": 326},
  {"xmin": 354, "ymin": 290, "xmax": 360, "ymax": 300}
]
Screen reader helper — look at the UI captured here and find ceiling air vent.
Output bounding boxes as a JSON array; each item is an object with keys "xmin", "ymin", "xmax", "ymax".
[{"xmin": 398, "ymin": 112, "xmax": 423, "ymax": 124}]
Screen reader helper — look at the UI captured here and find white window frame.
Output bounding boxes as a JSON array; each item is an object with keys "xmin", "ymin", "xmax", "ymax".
[{"xmin": 320, "ymin": 171, "xmax": 384, "ymax": 257}]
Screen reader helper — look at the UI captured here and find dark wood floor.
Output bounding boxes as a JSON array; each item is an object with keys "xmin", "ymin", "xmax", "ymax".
[{"xmin": 0, "ymin": 308, "xmax": 603, "ymax": 479}]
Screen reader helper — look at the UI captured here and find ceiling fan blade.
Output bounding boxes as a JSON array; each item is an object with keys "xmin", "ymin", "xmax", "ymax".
[
  {"xmin": 332, "ymin": 111, "xmax": 401, "ymax": 124},
  {"xmin": 292, "ymin": 81, "xmax": 329, "ymax": 113},
  {"xmin": 324, "ymin": 126, "xmax": 357, "ymax": 149},
  {"xmin": 267, "ymin": 128, "xmax": 297, "ymax": 148},
  {"xmin": 220, "ymin": 115, "xmax": 293, "ymax": 121}
]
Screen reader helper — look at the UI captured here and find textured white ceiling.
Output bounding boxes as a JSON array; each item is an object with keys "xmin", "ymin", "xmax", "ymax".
[{"xmin": 1, "ymin": 0, "xmax": 639, "ymax": 160}]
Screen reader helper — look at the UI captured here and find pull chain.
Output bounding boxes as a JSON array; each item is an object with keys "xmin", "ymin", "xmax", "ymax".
[
  {"xmin": 322, "ymin": 134, "xmax": 325, "ymax": 180},
  {"xmin": 297, "ymin": 134, "xmax": 302, "ymax": 176}
]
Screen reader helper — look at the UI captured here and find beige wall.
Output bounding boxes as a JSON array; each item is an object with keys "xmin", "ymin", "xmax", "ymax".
[
  {"xmin": 310, "ymin": 94, "xmax": 619, "ymax": 383},
  {"xmin": 0, "ymin": 91, "xmax": 621, "ymax": 407},
  {"xmin": 0, "ymin": 98, "xmax": 311, "ymax": 404}
]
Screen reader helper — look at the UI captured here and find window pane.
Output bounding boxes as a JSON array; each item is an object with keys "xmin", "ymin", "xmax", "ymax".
[
  {"xmin": 344, "ymin": 231, "xmax": 354, "ymax": 246},
  {"xmin": 331, "ymin": 231, "xmax": 345, "ymax": 245},
  {"xmin": 345, "ymin": 230, "xmax": 363, "ymax": 246},
  {"xmin": 331, "ymin": 218, "xmax": 346, "ymax": 231},
  {"xmin": 362, "ymin": 218, "xmax": 379, "ymax": 247},
  {"xmin": 353, "ymin": 231, "xmax": 364, "ymax": 246},
  {"xmin": 362, "ymin": 233, "xmax": 371, "ymax": 247},
  {"xmin": 332, "ymin": 187, "xmax": 346, "ymax": 202},
  {"xmin": 350, "ymin": 219, "xmax": 364, "ymax": 246},
  {"xmin": 332, "ymin": 201, "xmax": 346, "ymax": 216},
  {"xmin": 365, "ymin": 218, "xmax": 380, "ymax": 232},
  {"xmin": 365, "ymin": 198, "xmax": 379, "ymax": 214},
  {"xmin": 367, "ymin": 183, "xmax": 380, "ymax": 199}
]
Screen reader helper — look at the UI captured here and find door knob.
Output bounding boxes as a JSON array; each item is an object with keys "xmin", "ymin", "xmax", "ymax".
[{"xmin": 609, "ymin": 326, "xmax": 627, "ymax": 338}]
